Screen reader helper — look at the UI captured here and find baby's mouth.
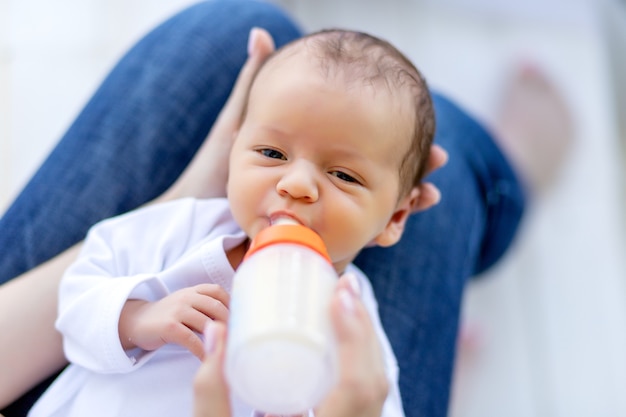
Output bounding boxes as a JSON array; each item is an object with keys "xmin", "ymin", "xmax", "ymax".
[{"xmin": 268, "ymin": 213, "xmax": 301, "ymax": 226}]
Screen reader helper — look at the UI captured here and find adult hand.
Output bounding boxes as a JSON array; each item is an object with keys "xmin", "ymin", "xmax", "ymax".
[
  {"xmin": 315, "ymin": 273, "xmax": 388, "ymax": 417},
  {"xmin": 412, "ymin": 144, "xmax": 448, "ymax": 213},
  {"xmin": 119, "ymin": 283, "xmax": 230, "ymax": 360},
  {"xmin": 193, "ymin": 274, "xmax": 388, "ymax": 417},
  {"xmin": 160, "ymin": 27, "xmax": 276, "ymax": 203}
]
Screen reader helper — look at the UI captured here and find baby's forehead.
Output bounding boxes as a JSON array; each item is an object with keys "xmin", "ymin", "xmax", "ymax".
[
  {"xmin": 252, "ymin": 32, "xmax": 419, "ymax": 129},
  {"xmin": 259, "ymin": 40, "xmax": 313, "ymax": 76},
  {"xmin": 261, "ymin": 40, "xmax": 388, "ymax": 91},
  {"xmin": 280, "ymin": 34, "xmax": 416, "ymax": 94}
]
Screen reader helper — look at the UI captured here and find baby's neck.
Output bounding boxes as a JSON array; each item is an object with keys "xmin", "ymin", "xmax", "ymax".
[{"xmin": 226, "ymin": 239, "xmax": 250, "ymax": 270}]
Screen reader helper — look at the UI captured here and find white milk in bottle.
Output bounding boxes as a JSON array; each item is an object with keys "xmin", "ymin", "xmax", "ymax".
[{"xmin": 226, "ymin": 219, "xmax": 338, "ymax": 415}]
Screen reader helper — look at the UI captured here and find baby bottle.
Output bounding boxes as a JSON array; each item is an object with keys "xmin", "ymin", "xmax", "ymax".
[{"xmin": 225, "ymin": 219, "xmax": 338, "ymax": 415}]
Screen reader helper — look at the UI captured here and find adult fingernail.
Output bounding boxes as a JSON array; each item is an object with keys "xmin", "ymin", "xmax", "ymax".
[
  {"xmin": 433, "ymin": 187, "xmax": 441, "ymax": 204},
  {"xmin": 344, "ymin": 272, "xmax": 361, "ymax": 296},
  {"xmin": 338, "ymin": 288, "xmax": 355, "ymax": 313},
  {"xmin": 204, "ymin": 321, "xmax": 216, "ymax": 355},
  {"xmin": 248, "ymin": 27, "xmax": 260, "ymax": 56}
]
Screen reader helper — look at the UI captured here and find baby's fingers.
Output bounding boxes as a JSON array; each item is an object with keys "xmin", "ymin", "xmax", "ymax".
[{"xmin": 164, "ymin": 321, "xmax": 206, "ymax": 360}]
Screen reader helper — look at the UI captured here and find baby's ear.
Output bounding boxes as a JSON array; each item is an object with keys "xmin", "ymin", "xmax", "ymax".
[{"xmin": 373, "ymin": 187, "xmax": 420, "ymax": 247}]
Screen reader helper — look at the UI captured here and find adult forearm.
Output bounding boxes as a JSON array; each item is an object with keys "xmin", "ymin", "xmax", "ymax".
[{"xmin": 0, "ymin": 244, "xmax": 80, "ymax": 408}]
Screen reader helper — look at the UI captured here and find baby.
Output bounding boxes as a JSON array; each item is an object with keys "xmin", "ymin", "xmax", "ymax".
[{"xmin": 29, "ymin": 28, "xmax": 435, "ymax": 417}]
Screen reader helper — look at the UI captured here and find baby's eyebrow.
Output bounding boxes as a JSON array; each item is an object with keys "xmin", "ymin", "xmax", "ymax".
[{"xmin": 257, "ymin": 124, "xmax": 290, "ymax": 138}]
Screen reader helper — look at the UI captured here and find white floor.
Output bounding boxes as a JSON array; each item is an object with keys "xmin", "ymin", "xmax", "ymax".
[{"xmin": 2, "ymin": 0, "xmax": 626, "ymax": 416}]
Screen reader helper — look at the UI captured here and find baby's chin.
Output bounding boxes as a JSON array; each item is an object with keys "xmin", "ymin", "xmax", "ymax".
[{"xmin": 329, "ymin": 252, "xmax": 359, "ymax": 276}]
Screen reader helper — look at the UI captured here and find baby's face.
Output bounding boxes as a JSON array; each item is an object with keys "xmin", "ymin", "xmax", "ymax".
[{"xmin": 227, "ymin": 49, "xmax": 414, "ymax": 272}]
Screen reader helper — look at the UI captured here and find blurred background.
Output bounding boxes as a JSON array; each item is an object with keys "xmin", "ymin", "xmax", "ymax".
[{"xmin": 2, "ymin": 0, "xmax": 626, "ymax": 415}]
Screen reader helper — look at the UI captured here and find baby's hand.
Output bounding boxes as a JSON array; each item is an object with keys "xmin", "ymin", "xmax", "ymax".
[{"xmin": 118, "ymin": 283, "xmax": 229, "ymax": 360}]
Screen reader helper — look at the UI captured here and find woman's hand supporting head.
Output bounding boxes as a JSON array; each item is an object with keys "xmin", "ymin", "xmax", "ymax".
[{"xmin": 160, "ymin": 28, "xmax": 277, "ymax": 203}]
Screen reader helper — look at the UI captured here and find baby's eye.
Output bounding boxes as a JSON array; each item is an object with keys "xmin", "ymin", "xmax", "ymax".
[
  {"xmin": 259, "ymin": 148, "xmax": 286, "ymax": 160},
  {"xmin": 331, "ymin": 171, "xmax": 360, "ymax": 184}
]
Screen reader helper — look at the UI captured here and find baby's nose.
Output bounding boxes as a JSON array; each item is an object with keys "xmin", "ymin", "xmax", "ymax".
[{"xmin": 276, "ymin": 162, "xmax": 319, "ymax": 202}]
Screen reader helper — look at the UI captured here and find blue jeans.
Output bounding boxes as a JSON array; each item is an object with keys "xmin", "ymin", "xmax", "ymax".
[{"xmin": 0, "ymin": 1, "xmax": 524, "ymax": 416}]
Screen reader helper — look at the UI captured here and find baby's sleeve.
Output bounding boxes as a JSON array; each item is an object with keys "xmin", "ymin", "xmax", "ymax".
[
  {"xmin": 55, "ymin": 215, "xmax": 170, "ymax": 374},
  {"xmin": 55, "ymin": 199, "xmax": 208, "ymax": 373}
]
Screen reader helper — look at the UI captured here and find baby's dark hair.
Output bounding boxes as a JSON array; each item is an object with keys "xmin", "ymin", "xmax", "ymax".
[{"xmin": 250, "ymin": 29, "xmax": 436, "ymax": 198}]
